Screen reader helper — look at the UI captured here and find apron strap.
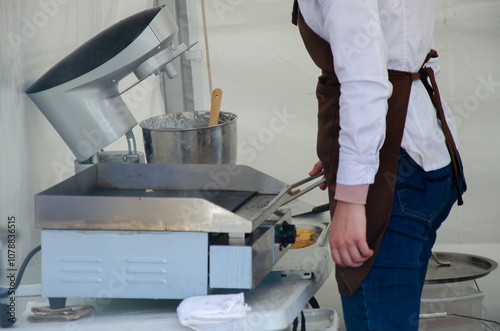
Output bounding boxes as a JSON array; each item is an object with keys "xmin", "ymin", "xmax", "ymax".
[
  {"xmin": 292, "ymin": 0, "xmax": 299, "ymax": 25},
  {"xmin": 419, "ymin": 50, "xmax": 466, "ymax": 205}
]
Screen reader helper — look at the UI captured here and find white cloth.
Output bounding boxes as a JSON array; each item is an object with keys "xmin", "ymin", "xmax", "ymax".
[
  {"xmin": 177, "ymin": 293, "xmax": 250, "ymax": 331},
  {"xmin": 297, "ymin": 0, "xmax": 459, "ymax": 187}
]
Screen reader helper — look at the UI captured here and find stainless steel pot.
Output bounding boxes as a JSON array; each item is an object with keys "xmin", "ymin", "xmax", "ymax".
[{"xmin": 140, "ymin": 111, "xmax": 237, "ymax": 164}]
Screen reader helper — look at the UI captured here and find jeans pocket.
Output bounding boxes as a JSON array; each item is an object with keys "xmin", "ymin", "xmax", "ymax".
[{"xmin": 395, "ymin": 156, "xmax": 455, "ymax": 223}]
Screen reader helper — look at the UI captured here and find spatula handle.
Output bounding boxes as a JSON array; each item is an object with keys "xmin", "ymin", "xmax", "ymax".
[{"xmin": 209, "ymin": 88, "xmax": 223, "ymax": 126}]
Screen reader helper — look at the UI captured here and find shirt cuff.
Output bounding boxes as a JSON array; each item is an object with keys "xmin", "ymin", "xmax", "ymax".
[{"xmin": 334, "ymin": 184, "xmax": 369, "ymax": 205}]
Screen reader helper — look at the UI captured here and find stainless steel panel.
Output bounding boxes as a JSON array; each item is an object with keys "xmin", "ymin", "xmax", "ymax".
[
  {"xmin": 208, "ymin": 211, "xmax": 292, "ymax": 290},
  {"xmin": 209, "ymin": 226, "xmax": 274, "ymax": 289},
  {"xmin": 42, "ymin": 230, "xmax": 209, "ymax": 299},
  {"xmin": 26, "ymin": 7, "xmax": 179, "ymax": 161}
]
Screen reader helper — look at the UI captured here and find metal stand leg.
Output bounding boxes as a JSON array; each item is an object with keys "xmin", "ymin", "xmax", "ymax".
[{"xmin": 49, "ymin": 297, "xmax": 67, "ymax": 309}]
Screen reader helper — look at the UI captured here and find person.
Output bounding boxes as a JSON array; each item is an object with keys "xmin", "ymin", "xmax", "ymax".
[{"xmin": 292, "ymin": 1, "xmax": 466, "ymax": 330}]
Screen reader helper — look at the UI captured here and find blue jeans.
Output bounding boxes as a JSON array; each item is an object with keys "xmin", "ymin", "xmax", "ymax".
[{"xmin": 341, "ymin": 150, "xmax": 463, "ymax": 331}]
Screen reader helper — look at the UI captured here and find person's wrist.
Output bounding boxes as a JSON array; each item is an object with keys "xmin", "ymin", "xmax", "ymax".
[{"xmin": 334, "ymin": 184, "xmax": 369, "ymax": 204}]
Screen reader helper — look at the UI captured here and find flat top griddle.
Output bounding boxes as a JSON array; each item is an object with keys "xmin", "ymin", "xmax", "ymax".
[
  {"xmin": 89, "ymin": 188, "xmax": 257, "ymax": 213},
  {"xmin": 35, "ymin": 163, "xmax": 291, "ymax": 233}
]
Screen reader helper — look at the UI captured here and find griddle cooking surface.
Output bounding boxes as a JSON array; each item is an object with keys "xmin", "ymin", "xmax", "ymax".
[{"xmin": 89, "ymin": 188, "xmax": 257, "ymax": 212}]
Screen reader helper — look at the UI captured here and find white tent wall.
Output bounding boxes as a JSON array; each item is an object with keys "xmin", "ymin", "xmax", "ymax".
[{"xmin": 0, "ymin": 0, "xmax": 499, "ymax": 328}]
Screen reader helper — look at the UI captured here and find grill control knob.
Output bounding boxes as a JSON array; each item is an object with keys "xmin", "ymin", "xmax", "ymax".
[{"xmin": 275, "ymin": 221, "xmax": 296, "ymax": 247}]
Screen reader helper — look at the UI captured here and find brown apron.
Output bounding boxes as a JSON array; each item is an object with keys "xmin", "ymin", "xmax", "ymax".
[{"xmin": 292, "ymin": 3, "xmax": 465, "ymax": 296}]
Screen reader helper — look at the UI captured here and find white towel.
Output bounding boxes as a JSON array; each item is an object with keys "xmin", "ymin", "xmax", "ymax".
[{"xmin": 177, "ymin": 293, "xmax": 250, "ymax": 331}]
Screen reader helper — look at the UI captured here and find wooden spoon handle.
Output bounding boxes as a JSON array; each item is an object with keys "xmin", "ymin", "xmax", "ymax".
[{"xmin": 209, "ymin": 88, "xmax": 223, "ymax": 126}]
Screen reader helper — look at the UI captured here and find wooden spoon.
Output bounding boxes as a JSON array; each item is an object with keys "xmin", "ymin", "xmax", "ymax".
[{"xmin": 208, "ymin": 88, "xmax": 223, "ymax": 126}]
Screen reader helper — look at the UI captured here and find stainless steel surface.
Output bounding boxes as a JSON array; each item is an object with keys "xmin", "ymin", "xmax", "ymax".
[
  {"xmin": 431, "ymin": 251, "xmax": 451, "ymax": 267},
  {"xmin": 35, "ymin": 163, "xmax": 290, "ymax": 233},
  {"xmin": 74, "ymin": 150, "xmax": 145, "ymax": 174},
  {"xmin": 210, "ymin": 226, "xmax": 274, "ymax": 289},
  {"xmin": 42, "ymin": 230, "xmax": 210, "ymax": 300},
  {"xmin": 425, "ymin": 252, "xmax": 498, "ymax": 284},
  {"xmin": 120, "ymin": 42, "xmax": 199, "ymax": 95},
  {"xmin": 35, "ymin": 162, "xmax": 327, "ymax": 299},
  {"xmin": 26, "ymin": 6, "xmax": 186, "ymax": 161},
  {"xmin": 209, "ymin": 210, "xmax": 292, "ymax": 290},
  {"xmin": 40, "ymin": 200, "xmax": 294, "ymax": 300},
  {"xmin": 140, "ymin": 111, "xmax": 237, "ymax": 164}
]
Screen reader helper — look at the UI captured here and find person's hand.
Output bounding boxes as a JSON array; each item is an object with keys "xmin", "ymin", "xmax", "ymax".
[
  {"xmin": 309, "ymin": 160, "xmax": 327, "ymax": 190},
  {"xmin": 329, "ymin": 200, "xmax": 373, "ymax": 268}
]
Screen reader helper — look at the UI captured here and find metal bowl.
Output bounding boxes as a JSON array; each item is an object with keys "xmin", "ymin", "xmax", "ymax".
[
  {"xmin": 140, "ymin": 111, "xmax": 237, "ymax": 164},
  {"xmin": 425, "ymin": 252, "xmax": 498, "ymax": 284}
]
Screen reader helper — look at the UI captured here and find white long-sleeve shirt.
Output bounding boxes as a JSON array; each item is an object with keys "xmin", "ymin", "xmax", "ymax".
[{"xmin": 297, "ymin": 0, "xmax": 458, "ymax": 203}]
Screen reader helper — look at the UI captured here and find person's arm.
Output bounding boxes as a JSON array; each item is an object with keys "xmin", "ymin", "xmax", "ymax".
[
  {"xmin": 322, "ymin": 1, "xmax": 391, "ymax": 196},
  {"xmin": 320, "ymin": 1, "xmax": 392, "ymax": 267},
  {"xmin": 309, "ymin": 162, "xmax": 373, "ymax": 268}
]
